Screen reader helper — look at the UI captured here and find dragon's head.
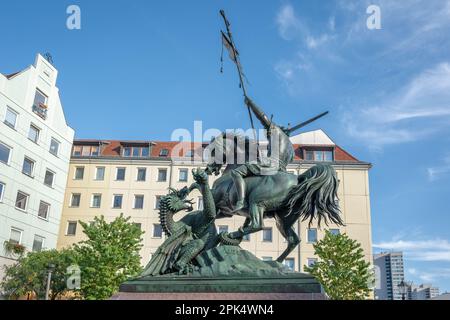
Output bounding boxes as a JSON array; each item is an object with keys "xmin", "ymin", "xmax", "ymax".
[{"xmin": 159, "ymin": 186, "xmax": 194, "ymax": 214}]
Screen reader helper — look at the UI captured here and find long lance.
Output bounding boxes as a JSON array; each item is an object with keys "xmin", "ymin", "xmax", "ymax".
[
  {"xmin": 287, "ymin": 111, "xmax": 329, "ymax": 135},
  {"xmin": 219, "ymin": 10, "xmax": 258, "ymax": 143}
]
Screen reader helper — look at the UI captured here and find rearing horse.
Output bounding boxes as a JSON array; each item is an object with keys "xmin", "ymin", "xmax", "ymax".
[{"xmin": 205, "ymin": 133, "xmax": 344, "ymax": 262}]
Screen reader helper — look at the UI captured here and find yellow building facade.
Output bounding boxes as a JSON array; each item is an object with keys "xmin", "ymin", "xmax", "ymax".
[{"xmin": 57, "ymin": 130, "xmax": 372, "ymax": 272}]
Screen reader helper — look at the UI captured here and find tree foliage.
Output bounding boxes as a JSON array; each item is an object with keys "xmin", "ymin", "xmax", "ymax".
[
  {"xmin": 73, "ymin": 214, "xmax": 144, "ymax": 300},
  {"xmin": 0, "ymin": 249, "xmax": 76, "ymax": 300},
  {"xmin": 305, "ymin": 231, "xmax": 372, "ymax": 300}
]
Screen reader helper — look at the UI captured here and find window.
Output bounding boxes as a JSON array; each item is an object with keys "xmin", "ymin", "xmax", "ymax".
[
  {"xmin": 137, "ymin": 168, "xmax": 146, "ymax": 181},
  {"xmin": 185, "ymin": 149, "xmax": 194, "ymax": 157},
  {"xmin": 113, "ymin": 194, "xmax": 123, "ymax": 209},
  {"xmin": 91, "ymin": 194, "xmax": 102, "ymax": 208},
  {"xmin": 155, "ymin": 196, "xmax": 162, "ymax": 209},
  {"xmin": 38, "ymin": 201, "xmax": 50, "ymax": 220},
  {"xmin": 95, "ymin": 167, "xmax": 105, "ymax": 180},
  {"xmin": 197, "ymin": 197, "xmax": 204, "ymax": 210},
  {"xmin": 44, "ymin": 169, "xmax": 55, "ymax": 187},
  {"xmin": 157, "ymin": 169, "xmax": 167, "ymax": 182},
  {"xmin": 9, "ymin": 228, "xmax": 22, "ymax": 244},
  {"xmin": 262, "ymin": 257, "xmax": 273, "ymax": 261},
  {"xmin": 66, "ymin": 221, "xmax": 77, "ymax": 236},
  {"xmin": 116, "ymin": 167, "xmax": 126, "ymax": 181},
  {"xmin": 0, "ymin": 142, "xmax": 11, "ymax": 164},
  {"xmin": 0, "ymin": 182, "xmax": 4, "ymax": 202},
  {"xmin": 242, "ymin": 233, "xmax": 250, "ymax": 241},
  {"xmin": 262, "ymin": 227, "xmax": 273, "ymax": 242},
  {"xmin": 74, "ymin": 167, "xmax": 84, "ymax": 180},
  {"xmin": 218, "ymin": 225, "xmax": 228, "ymax": 234},
  {"xmin": 15, "ymin": 191, "xmax": 29, "ymax": 211},
  {"xmin": 179, "ymin": 169, "xmax": 188, "ymax": 182},
  {"xmin": 134, "ymin": 195, "xmax": 144, "ymax": 209},
  {"xmin": 73, "ymin": 145, "xmax": 99, "ymax": 157},
  {"xmin": 32, "ymin": 235, "xmax": 45, "ymax": 252},
  {"xmin": 307, "ymin": 258, "xmax": 318, "ymax": 268},
  {"xmin": 22, "ymin": 157, "xmax": 35, "ymax": 177},
  {"xmin": 284, "ymin": 258, "xmax": 295, "ymax": 271},
  {"xmin": 307, "ymin": 228, "xmax": 317, "ymax": 243},
  {"xmin": 159, "ymin": 148, "xmax": 169, "ymax": 157},
  {"xmin": 4, "ymin": 107, "xmax": 17, "ymax": 128},
  {"xmin": 70, "ymin": 193, "xmax": 81, "ymax": 207},
  {"xmin": 33, "ymin": 88, "xmax": 48, "ymax": 108},
  {"xmin": 153, "ymin": 224, "xmax": 163, "ymax": 238},
  {"xmin": 329, "ymin": 229, "xmax": 340, "ymax": 236},
  {"xmin": 49, "ymin": 138, "xmax": 60, "ymax": 156},
  {"xmin": 28, "ymin": 124, "xmax": 40, "ymax": 143},
  {"xmin": 304, "ymin": 149, "xmax": 334, "ymax": 162},
  {"xmin": 122, "ymin": 146, "xmax": 149, "ymax": 157},
  {"xmin": 324, "ymin": 151, "xmax": 333, "ymax": 161}
]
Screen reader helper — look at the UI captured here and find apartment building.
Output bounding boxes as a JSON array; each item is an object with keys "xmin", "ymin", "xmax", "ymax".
[
  {"xmin": 0, "ymin": 54, "xmax": 75, "ymax": 279},
  {"xmin": 57, "ymin": 129, "xmax": 372, "ymax": 272},
  {"xmin": 374, "ymin": 252, "xmax": 405, "ymax": 300}
]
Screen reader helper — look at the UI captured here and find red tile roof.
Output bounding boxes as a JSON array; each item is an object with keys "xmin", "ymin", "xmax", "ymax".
[{"xmin": 73, "ymin": 139, "xmax": 361, "ymax": 163}]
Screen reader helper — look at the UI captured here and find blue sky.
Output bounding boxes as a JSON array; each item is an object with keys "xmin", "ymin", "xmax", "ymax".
[{"xmin": 1, "ymin": 1, "xmax": 449, "ymax": 291}]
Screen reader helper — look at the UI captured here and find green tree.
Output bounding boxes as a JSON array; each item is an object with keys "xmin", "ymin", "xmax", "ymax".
[
  {"xmin": 74, "ymin": 214, "xmax": 144, "ymax": 300},
  {"xmin": 305, "ymin": 230, "xmax": 372, "ymax": 300},
  {"xmin": 0, "ymin": 249, "xmax": 77, "ymax": 300}
]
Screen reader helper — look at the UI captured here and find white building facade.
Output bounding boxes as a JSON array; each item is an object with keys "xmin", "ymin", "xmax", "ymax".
[{"xmin": 0, "ymin": 54, "xmax": 74, "ymax": 280}]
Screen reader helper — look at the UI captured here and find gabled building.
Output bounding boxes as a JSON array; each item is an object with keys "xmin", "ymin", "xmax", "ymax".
[
  {"xmin": 0, "ymin": 54, "xmax": 74, "ymax": 280},
  {"xmin": 57, "ymin": 129, "xmax": 372, "ymax": 272}
]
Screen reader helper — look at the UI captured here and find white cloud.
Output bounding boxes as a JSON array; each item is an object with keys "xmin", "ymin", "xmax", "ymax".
[
  {"xmin": 408, "ymin": 267, "xmax": 450, "ymax": 283},
  {"xmin": 373, "ymin": 239, "xmax": 450, "ymax": 262},
  {"xmin": 344, "ymin": 63, "xmax": 450, "ymax": 148},
  {"xmin": 427, "ymin": 153, "xmax": 450, "ymax": 181},
  {"xmin": 276, "ymin": 4, "xmax": 301, "ymax": 41},
  {"xmin": 306, "ymin": 34, "xmax": 330, "ymax": 49}
]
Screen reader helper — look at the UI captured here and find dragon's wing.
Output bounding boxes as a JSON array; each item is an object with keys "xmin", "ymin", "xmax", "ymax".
[{"xmin": 140, "ymin": 226, "xmax": 192, "ymax": 277}]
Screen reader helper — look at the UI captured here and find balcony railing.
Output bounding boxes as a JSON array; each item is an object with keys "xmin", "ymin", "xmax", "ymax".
[{"xmin": 32, "ymin": 102, "xmax": 48, "ymax": 119}]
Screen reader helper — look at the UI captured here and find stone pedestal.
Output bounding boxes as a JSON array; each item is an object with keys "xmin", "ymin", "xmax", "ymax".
[{"xmin": 114, "ymin": 246, "xmax": 326, "ymax": 300}]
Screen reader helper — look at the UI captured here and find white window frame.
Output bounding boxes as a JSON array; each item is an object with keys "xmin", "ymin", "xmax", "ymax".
[
  {"xmin": 152, "ymin": 224, "xmax": 163, "ymax": 238},
  {"xmin": 0, "ymin": 181, "xmax": 5, "ymax": 202},
  {"xmin": 157, "ymin": 168, "xmax": 167, "ymax": 182},
  {"xmin": 133, "ymin": 194, "xmax": 144, "ymax": 209},
  {"xmin": 44, "ymin": 169, "xmax": 55, "ymax": 187},
  {"xmin": 28, "ymin": 123, "xmax": 41, "ymax": 144},
  {"xmin": 38, "ymin": 200, "xmax": 50, "ymax": 220},
  {"xmin": 49, "ymin": 137, "xmax": 60, "ymax": 157},
  {"xmin": 0, "ymin": 141, "xmax": 12, "ymax": 165},
  {"xmin": 66, "ymin": 221, "xmax": 77, "ymax": 236},
  {"xmin": 197, "ymin": 196, "xmax": 203, "ymax": 210},
  {"xmin": 155, "ymin": 195, "xmax": 162, "ymax": 209},
  {"xmin": 4, "ymin": 107, "xmax": 18, "ymax": 129},
  {"xmin": 178, "ymin": 168, "xmax": 188, "ymax": 182},
  {"xmin": 116, "ymin": 167, "xmax": 126, "ymax": 181},
  {"xmin": 15, "ymin": 191, "xmax": 29, "ymax": 211},
  {"xmin": 112, "ymin": 194, "xmax": 123, "ymax": 209},
  {"xmin": 95, "ymin": 166, "xmax": 105, "ymax": 181},
  {"xmin": 136, "ymin": 167, "xmax": 146, "ymax": 181},
  {"xmin": 217, "ymin": 225, "xmax": 229, "ymax": 234},
  {"xmin": 70, "ymin": 193, "xmax": 81, "ymax": 207},
  {"xmin": 307, "ymin": 228, "xmax": 318, "ymax": 243},
  {"xmin": 262, "ymin": 227, "xmax": 273, "ymax": 242},
  {"xmin": 22, "ymin": 156, "xmax": 35, "ymax": 177},
  {"xmin": 91, "ymin": 194, "xmax": 102, "ymax": 208},
  {"xmin": 9, "ymin": 227, "xmax": 23, "ymax": 244},
  {"xmin": 32, "ymin": 235, "xmax": 45, "ymax": 252},
  {"xmin": 74, "ymin": 166, "xmax": 85, "ymax": 180}
]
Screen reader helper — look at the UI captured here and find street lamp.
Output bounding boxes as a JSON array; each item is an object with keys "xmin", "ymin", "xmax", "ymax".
[
  {"xmin": 45, "ymin": 263, "xmax": 55, "ymax": 300},
  {"xmin": 398, "ymin": 280, "xmax": 410, "ymax": 300}
]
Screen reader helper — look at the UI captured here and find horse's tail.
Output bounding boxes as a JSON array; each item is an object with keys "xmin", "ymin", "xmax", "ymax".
[{"xmin": 283, "ymin": 164, "xmax": 344, "ymax": 227}]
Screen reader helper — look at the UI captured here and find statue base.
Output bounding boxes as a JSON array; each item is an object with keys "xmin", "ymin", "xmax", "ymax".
[{"xmin": 114, "ymin": 246, "xmax": 326, "ymax": 300}]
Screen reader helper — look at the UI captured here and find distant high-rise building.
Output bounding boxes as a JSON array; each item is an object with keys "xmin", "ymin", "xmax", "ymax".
[
  {"xmin": 409, "ymin": 284, "xmax": 439, "ymax": 300},
  {"xmin": 374, "ymin": 252, "xmax": 405, "ymax": 300}
]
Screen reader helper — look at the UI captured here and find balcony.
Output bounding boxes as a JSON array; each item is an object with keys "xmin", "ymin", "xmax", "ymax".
[{"xmin": 32, "ymin": 103, "xmax": 48, "ymax": 120}]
